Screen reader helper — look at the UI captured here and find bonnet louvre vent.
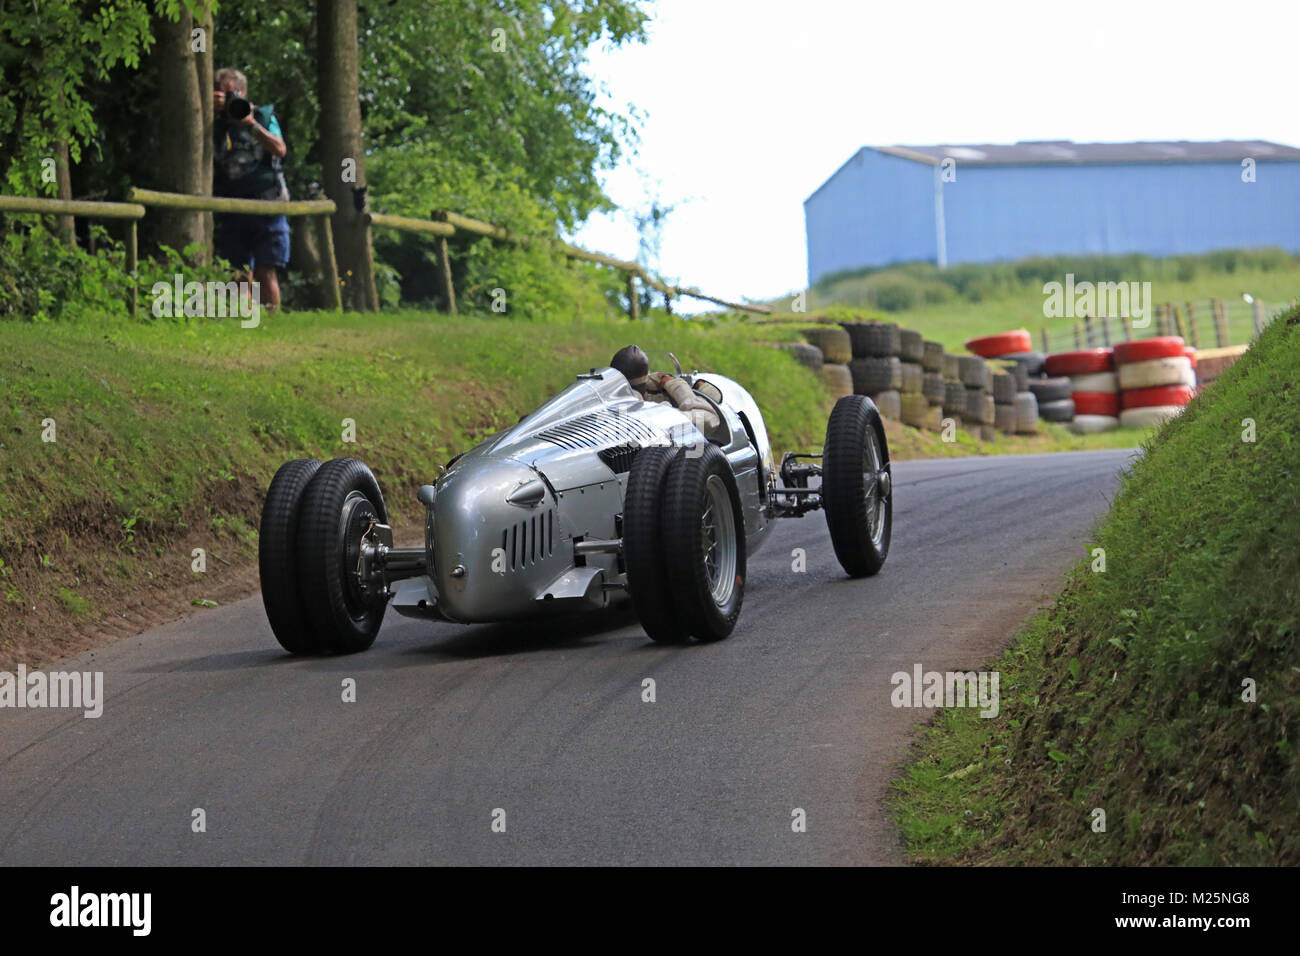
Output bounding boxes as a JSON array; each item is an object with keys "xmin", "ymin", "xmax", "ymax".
[{"xmin": 537, "ymin": 412, "xmax": 659, "ymax": 450}]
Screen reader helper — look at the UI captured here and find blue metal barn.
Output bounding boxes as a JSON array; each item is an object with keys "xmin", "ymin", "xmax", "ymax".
[{"xmin": 803, "ymin": 140, "xmax": 1300, "ymax": 284}]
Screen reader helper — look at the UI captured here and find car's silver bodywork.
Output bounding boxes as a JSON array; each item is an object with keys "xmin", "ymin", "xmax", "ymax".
[{"xmin": 390, "ymin": 366, "xmax": 775, "ymax": 624}]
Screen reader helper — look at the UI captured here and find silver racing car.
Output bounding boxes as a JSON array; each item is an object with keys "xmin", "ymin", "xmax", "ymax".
[{"xmin": 258, "ymin": 349, "xmax": 892, "ymax": 653}]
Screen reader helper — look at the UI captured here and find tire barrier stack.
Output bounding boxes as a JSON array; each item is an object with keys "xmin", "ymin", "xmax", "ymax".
[
  {"xmin": 1113, "ymin": 336, "xmax": 1196, "ymax": 428},
  {"xmin": 957, "ymin": 354, "xmax": 995, "ymax": 440},
  {"xmin": 1044, "ymin": 348, "xmax": 1118, "ymax": 433},
  {"xmin": 838, "ymin": 321, "xmax": 902, "ymax": 421},
  {"xmin": 802, "ymin": 326, "xmax": 854, "ymax": 399},
  {"xmin": 897, "ymin": 328, "xmax": 929, "ymax": 428}
]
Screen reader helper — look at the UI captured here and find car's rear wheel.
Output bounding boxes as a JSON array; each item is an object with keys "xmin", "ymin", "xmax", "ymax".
[
  {"xmin": 296, "ymin": 458, "xmax": 390, "ymax": 654},
  {"xmin": 660, "ymin": 444, "xmax": 746, "ymax": 642},
  {"xmin": 259, "ymin": 458, "xmax": 323, "ymax": 654},
  {"xmin": 823, "ymin": 395, "xmax": 892, "ymax": 577},
  {"xmin": 623, "ymin": 445, "xmax": 689, "ymax": 643}
]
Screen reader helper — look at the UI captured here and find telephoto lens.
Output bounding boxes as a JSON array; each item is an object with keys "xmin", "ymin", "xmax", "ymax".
[{"xmin": 224, "ymin": 95, "xmax": 252, "ymax": 121}]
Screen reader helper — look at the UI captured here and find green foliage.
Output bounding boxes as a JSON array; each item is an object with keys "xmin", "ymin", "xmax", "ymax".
[{"xmin": 0, "ymin": 0, "xmax": 154, "ymax": 191}]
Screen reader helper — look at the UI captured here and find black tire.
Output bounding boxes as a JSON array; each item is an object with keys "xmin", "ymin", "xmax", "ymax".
[
  {"xmin": 623, "ymin": 445, "xmax": 690, "ymax": 644},
  {"xmin": 803, "ymin": 327, "xmax": 852, "ymax": 364},
  {"xmin": 296, "ymin": 458, "xmax": 390, "ymax": 654},
  {"xmin": 992, "ymin": 371, "xmax": 1017, "ymax": 404},
  {"xmin": 995, "ymin": 350, "xmax": 1047, "ymax": 377},
  {"xmin": 1028, "ymin": 376, "xmax": 1072, "ymax": 403},
  {"xmin": 782, "ymin": 341, "xmax": 824, "ymax": 372},
  {"xmin": 659, "ymin": 444, "xmax": 747, "ymax": 642},
  {"xmin": 842, "ymin": 322, "xmax": 900, "ymax": 358},
  {"xmin": 1038, "ymin": 398, "xmax": 1076, "ymax": 423},
  {"xmin": 899, "ymin": 360, "xmax": 923, "ymax": 395},
  {"xmin": 958, "ymin": 355, "xmax": 991, "ymax": 390},
  {"xmin": 943, "ymin": 381, "xmax": 967, "ymax": 409},
  {"xmin": 259, "ymin": 459, "xmax": 323, "ymax": 654},
  {"xmin": 849, "ymin": 356, "xmax": 901, "ymax": 394},
  {"xmin": 823, "ymin": 395, "xmax": 892, "ymax": 578},
  {"xmin": 922, "ymin": 340, "xmax": 944, "ymax": 372},
  {"xmin": 820, "ymin": 362, "xmax": 854, "ymax": 398},
  {"xmin": 922, "ymin": 371, "xmax": 947, "ymax": 406},
  {"xmin": 899, "ymin": 328, "xmax": 924, "ymax": 363}
]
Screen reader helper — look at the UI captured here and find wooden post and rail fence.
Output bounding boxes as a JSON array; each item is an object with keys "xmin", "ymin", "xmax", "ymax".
[{"xmin": 0, "ymin": 189, "xmax": 771, "ymax": 321}]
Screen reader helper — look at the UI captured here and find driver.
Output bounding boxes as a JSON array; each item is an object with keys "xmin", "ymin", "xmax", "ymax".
[{"xmin": 610, "ymin": 345, "xmax": 723, "ymax": 437}]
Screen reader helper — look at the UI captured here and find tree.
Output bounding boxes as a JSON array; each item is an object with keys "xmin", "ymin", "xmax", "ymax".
[
  {"xmin": 152, "ymin": 1, "xmax": 208, "ymax": 262},
  {"xmin": 317, "ymin": 0, "xmax": 376, "ymax": 310}
]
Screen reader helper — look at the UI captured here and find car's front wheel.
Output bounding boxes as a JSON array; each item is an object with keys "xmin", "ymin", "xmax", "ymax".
[
  {"xmin": 660, "ymin": 444, "xmax": 747, "ymax": 642},
  {"xmin": 823, "ymin": 394, "xmax": 892, "ymax": 577},
  {"xmin": 295, "ymin": 457, "xmax": 390, "ymax": 654}
]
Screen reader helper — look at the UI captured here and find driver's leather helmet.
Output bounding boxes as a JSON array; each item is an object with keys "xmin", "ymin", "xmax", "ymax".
[{"xmin": 611, "ymin": 344, "xmax": 650, "ymax": 388}]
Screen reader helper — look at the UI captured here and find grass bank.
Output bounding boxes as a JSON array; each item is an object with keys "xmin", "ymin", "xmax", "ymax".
[{"xmin": 892, "ymin": 299, "xmax": 1300, "ymax": 865}]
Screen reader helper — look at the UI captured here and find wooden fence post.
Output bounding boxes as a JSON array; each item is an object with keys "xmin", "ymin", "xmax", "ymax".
[
  {"xmin": 1121, "ymin": 314, "xmax": 1133, "ymax": 341},
  {"xmin": 1073, "ymin": 321, "xmax": 1083, "ymax": 349},
  {"xmin": 1253, "ymin": 299, "xmax": 1265, "ymax": 336},
  {"xmin": 1084, "ymin": 315, "xmax": 1095, "ymax": 347},
  {"xmin": 126, "ymin": 220, "xmax": 138, "ymax": 317},
  {"xmin": 435, "ymin": 235, "xmax": 457, "ymax": 315},
  {"xmin": 1101, "ymin": 315, "xmax": 1112, "ymax": 347},
  {"xmin": 314, "ymin": 214, "xmax": 343, "ymax": 311},
  {"xmin": 1040, "ymin": 327, "xmax": 1050, "ymax": 353},
  {"xmin": 1212, "ymin": 299, "xmax": 1228, "ymax": 347}
]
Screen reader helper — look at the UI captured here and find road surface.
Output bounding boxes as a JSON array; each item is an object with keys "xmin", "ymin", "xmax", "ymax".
[{"xmin": 0, "ymin": 449, "xmax": 1135, "ymax": 865}]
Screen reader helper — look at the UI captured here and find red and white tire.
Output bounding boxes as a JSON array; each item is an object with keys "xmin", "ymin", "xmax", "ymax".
[
  {"xmin": 1044, "ymin": 348, "xmax": 1113, "ymax": 376},
  {"xmin": 1113, "ymin": 336, "xmax": 1186, "ymax": 364},
  {"xmin": 1072, "ymin": 391, "xmax": 1121, "ymax": 416},
  {"xmin": 1116, "ymin": 355, "xmax": 1192, "ymax": 389},
  {"xmin": 1069, "ymin": 414, "xmax": 1120, "ymax": 434},
  {"xmin": 965, "ymin": 329, "xmax": 1032, "ymax": 358},
  {"xmin": 1120, "ymin": 405, "xmax": 1185, "ymax": 428},
  {"xmin": 1121, "ymin": 384, "xmax": 1194, "ymax": 409},
  {"xmin": 1070, "ymin": 371, "xmax": 1118, "ymax": 393}
]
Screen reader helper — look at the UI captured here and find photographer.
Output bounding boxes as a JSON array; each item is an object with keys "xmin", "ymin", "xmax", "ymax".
[{"xmin": 212, "ymin": 67, "xmax": 289, "ymax": 310}]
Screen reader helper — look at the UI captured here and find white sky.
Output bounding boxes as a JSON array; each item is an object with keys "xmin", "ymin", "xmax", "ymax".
[{"xmin": 569, "ymin": 0, "xmax": 1299, "ymax": 310}]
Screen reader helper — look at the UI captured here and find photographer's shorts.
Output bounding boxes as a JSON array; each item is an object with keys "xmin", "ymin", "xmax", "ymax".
[{"xmin": 215, "ymin": 213, "xmax": 290, "ymax": 270}]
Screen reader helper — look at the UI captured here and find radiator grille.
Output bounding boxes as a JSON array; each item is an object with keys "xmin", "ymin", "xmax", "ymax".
[{"xmin": 501, "ymin": 508, "xmax": 554, "ymax": 571}]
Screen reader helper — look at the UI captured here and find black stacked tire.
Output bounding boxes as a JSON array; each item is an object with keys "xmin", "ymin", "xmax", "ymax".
[
  {"xmin": 899, "ymin": 328, "xmax": 924, "ymax": 363},
  {"xmin": 850, "ymin": 356, "xmax": 901, "ymax": 394},
  {"xmin": 922, "ymin": 371, "xmax": 946, "ymax": 406},
  {"xmin": 259, "ymin": 459, "xmax": 323, "ymax": 654},
  {"xmin": 623, "ymin": 446, "xmax": 689, "ymax": 643},
  {"xmin": 660, "ymin": 444, "xmax": 746, "ymax": 642},
  {"xmin": 843, "ymin": 322, "xmax": 900, "ymax": 358},
  {"xmin": 782, "ymin": 342, "xmax": 823, "ymax": 372},
  {"xmin": 295, "ymin": 458, "xmax": 390, "ymax": 654},
  {"xmin": 992, "ymin": 371, "xmax": 1017, "ymax": 404},
  {"xmin": 1028, "ymin": 377, "xmax": 1072, "ymax": 403},
  {"xmin": 823, "ymin": 395, "xmax": 891, "ymax": 578},
  {"xmin": 921, "ymin": 340, "xmax": 944, "ymax": 373},
  {"xmin": 803, "ymin": 327, "xmax": 852, "ymax": 364}
]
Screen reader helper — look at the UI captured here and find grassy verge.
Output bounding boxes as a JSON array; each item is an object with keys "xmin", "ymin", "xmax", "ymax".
[
  {"xmin": 1, "ymin": 307, "xmax": 1141, "ymax": 666},
  {"xmin": 892, "ymin": 299, "xmax": 1300, "ymax": 865}
]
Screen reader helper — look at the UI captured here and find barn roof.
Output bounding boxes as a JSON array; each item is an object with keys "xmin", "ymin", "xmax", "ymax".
[{"xmin": 876, "ymin": 140, "xmax": 1300, "ymax": 166}]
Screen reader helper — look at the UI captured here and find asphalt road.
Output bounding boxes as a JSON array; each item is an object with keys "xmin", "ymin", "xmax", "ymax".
[{"xmin": 0, "ymin": 449, "xmax": 1135, "ymax": 866}]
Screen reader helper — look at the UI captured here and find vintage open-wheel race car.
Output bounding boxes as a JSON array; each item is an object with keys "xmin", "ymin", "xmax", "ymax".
[{"xmin": 258, "ymin": 354, "xmax": 892, "ymax": 653}]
